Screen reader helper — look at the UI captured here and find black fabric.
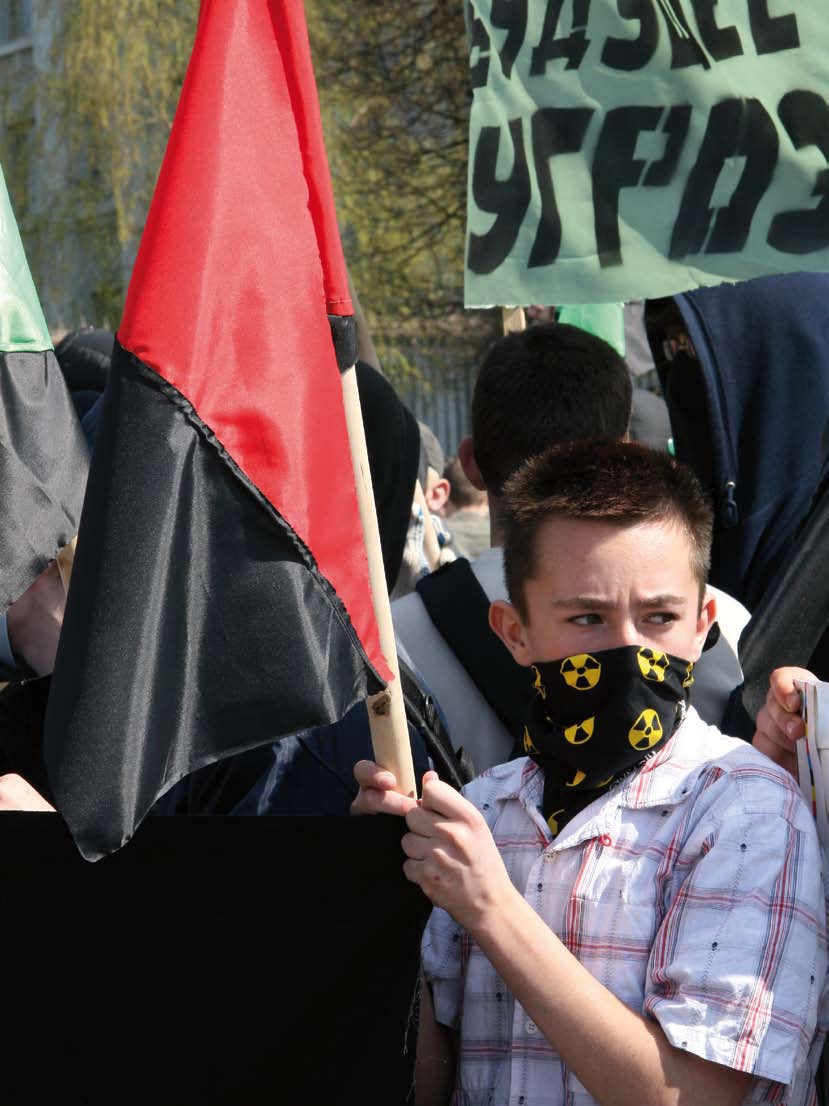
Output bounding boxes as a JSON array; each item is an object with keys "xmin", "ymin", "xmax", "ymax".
[
  {"xmin": 398, "ymin": 656, "xmax": 474, "ymax": 789},
  {"xmin": 155, "ymin": 663, "xmax": 465, "ymax": 817},
  {"xmin": 651, "ymin": 274, "xmax": 829, "ymax": 611},
  {"xmin": 0, "ymin": 673, "xmax": 52, "ymax": 798},
  {"xmin": 54, "ymin": 326, "xmax": 114, "ymax": 425},
  {"xmin": 54, "ymin": 326, "xmax": 114, "ymax": 392},
  {"xmin": 0, "ymin": 813, "xmax": 428, "ymax": 1106},
  {"xmin": 356, "ymin": 360, "xmax": 421, "ymax": 593},
  {"xmin": 151, "ymin": 743, "xmax": 280, "ymax": 816},
  {"xmin": 0, "ymin": 349, "xmax": 90, "ymax": 609},
  {"xmin": 44, "ymin": 343, "xmax": 384, "ymax": 861},
  {"xmin": 328, "ymin": 313, "xmax": 357, "ymax": 372},
  {"xmin": 416, "ymin": 558, "xmax": 533, "ymax": 750},
  {"xmin": 524, "ymin": 646, "xmax": 692, "ymax": 833},
  {"xmin": 161, "ymin": 697, "xmax": 434, "ymax": 817},
  {"xmin": 739, "ymin": 475, "xmax": 829, "ymax": 718}
]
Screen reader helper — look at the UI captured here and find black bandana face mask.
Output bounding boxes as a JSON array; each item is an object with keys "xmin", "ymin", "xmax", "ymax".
[{"xmin": 522, "ymin": 645, "xmax": 695, "ymax": 836}]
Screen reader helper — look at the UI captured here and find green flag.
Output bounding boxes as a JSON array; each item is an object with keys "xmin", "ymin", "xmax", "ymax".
[
  {"xmin": 0, "ymin": 167, "xmax": 51, "ymax": 352},
  {"xmin": 0, "ymin": 165, "xmax": 89, "ymax": 611}
]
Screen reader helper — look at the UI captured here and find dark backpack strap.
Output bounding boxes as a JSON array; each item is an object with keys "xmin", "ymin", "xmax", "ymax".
[
  {"xmin": 398, "ymin": 657, "xmax": 473, "ymax": 789},
  {"xmin": 416, "ymin": 559, "xmax": 531, "ymax": 749}
]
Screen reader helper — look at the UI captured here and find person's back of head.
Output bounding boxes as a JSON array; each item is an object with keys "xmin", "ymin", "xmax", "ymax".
[
  {"xmin": 472, "ymin": 322, "xmax": 632, "ymax": 495},
  {"xmin": 444, "ymin": 455, "xmax": 488, "ymax": 512}
]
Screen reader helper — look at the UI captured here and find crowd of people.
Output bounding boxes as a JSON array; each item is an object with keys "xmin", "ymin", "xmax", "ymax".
[{"xmin": 0, "ymin": 294, "xmax": 827, "ymax": 1106}]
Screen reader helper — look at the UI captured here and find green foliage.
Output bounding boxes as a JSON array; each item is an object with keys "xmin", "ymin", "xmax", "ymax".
[
  {"xmin": 307, "ymin": 0, "xmax": 498, "ymax": 383},
  {"xmin": 0, "ymin": 0, "xmax": 498, "ymax": 371},
  {"xmin": 40, "ymin": 0, "xmax": 197, "ymax": 323},
  {"xmin": 57, "ymin": 0, "xmax": 195, "ymax": 239}
]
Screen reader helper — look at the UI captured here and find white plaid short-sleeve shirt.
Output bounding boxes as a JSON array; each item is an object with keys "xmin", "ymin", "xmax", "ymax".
[{"xmin": 422, "ymin": 709, "xmax": 828, "ymax": 1106}]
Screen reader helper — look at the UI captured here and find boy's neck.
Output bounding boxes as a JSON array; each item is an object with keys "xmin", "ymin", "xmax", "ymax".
[{"xmin": 488, "ymin": 493, "xmax": 504, "ymax": 548}]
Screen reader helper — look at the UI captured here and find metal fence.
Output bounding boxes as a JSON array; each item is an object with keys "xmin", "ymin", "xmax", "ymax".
[{"xmin": 397, "ymin": 361, "xmax": 476, "ymax": 460}]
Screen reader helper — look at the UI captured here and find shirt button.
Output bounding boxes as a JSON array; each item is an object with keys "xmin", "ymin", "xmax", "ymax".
[
  {"xmin": 525, "ymin": 1019, "xmax": 537, "ymax": 1035},
  {"xmin": 599, "ymin": 833, "xmax": 612, "ymax": 847}
]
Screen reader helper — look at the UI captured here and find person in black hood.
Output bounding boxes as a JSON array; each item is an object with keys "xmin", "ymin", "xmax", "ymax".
[
  {"xmin": 54, "ymin": 327, "xmax": 114, "ymax": 446},
  {"xmin": 355, "ymin": 359, "xmax": 421, "ymax": 593},
  {"xmin": 646, "ymin": 274, "xmax": 829, "ymax": 614}
]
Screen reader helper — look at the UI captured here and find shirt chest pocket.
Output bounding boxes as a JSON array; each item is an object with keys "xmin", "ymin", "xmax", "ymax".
[
  {"xmin": 559, "ymin": 837, "xmax": 665, "ymax": 909},
  {"xmin": 553, "ymin": 847, "xmax": 664, "ymax": 1010}
]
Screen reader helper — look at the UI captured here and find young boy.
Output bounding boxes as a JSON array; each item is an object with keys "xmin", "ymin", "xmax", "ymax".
[{"xmin": 355, "ymin": 440, "xmax": 826, "ymax": 1106}]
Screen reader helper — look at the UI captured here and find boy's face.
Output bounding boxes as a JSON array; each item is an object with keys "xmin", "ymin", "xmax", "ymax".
[{"xmin": 491, "ymin": 516, "xmax": 715, "ymax": 666}]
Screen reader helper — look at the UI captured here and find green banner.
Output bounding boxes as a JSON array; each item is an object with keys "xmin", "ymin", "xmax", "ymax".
[
  {"xmin": 464, "ymin": 1, "xmax": 829, "ymax": 306},
  {"xmin": 0, "ymin": 165, "xmax": 51, "ymax": 352}
]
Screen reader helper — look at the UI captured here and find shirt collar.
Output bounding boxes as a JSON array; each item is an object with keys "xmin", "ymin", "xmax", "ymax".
[{"xmin": 511, "ymin": 708, "xmax": 714, "ymax": 849}]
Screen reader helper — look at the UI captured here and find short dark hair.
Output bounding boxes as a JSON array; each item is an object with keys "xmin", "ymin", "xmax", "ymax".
[
  {"xmin": 472, "ymin": 322, "xmax": 633, "ymax": 494},
  {"xmin": 502, "ymin": 440, "xmax": 713, "ymax": 621},
  {"xmin": 444, "ymin": 455, "xmax": 487, "ymax": 510}
]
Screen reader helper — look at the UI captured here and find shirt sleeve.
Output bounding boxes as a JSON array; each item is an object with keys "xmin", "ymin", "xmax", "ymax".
[
  {"xmin": 421, "ymin": 904, "xmax": 464, "ymax": 1030},
  {"xmin": 644, "ymin": 783, "xmax": 827, "ymax": 1101}
]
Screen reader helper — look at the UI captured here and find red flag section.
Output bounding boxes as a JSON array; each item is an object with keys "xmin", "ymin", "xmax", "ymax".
[{"xmin": 120, "ymin": 0, "xmax": 379, "ymax": 674}]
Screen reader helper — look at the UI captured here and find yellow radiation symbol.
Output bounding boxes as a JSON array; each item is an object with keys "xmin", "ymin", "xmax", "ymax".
[
  {"xmin": 547, "ymin": 808, "xmax": 565, "ymax": 835},
  {"xmin": 683, "ymin": 662, "xmax": 695, "ymax": 689},
  {"xmin": 637, "ymin": 648, "xmax": 669, "ymax": 682},
  {"xmin": 523, "ymin": 726, "xmax": 540, "ymax": 755},
  {"xmin": 565, "ymin": 768, "xmax": 587, "ymax": 788},
  {"xmin": 531, "ymin": 665, "xmax": 547, "ymax": 700},
  {"xmin": 564, "ymin": 717, "xmax": 594, "ymax": 745},
  {"xmin": 628, "ymin": 709, "xmax": 664, "ymax": 751},
  {"xmin": 560, "ymin": 654, "xmax": 601, "ymax": 690}
]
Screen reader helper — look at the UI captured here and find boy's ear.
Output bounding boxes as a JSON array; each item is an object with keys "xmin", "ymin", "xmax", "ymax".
[
  {"xmin": 424, "ymin": 473, "xmax": 451, "ymax": 515},
  {"xmin": 691, "ymin": 589, "xmax": 718, "ymax": 661},
  {"xmin": 458, "ymin": 436, "xmax": 486, "ymax": 492},
  {"xmin": 489, "ymin": 599, "xmax": 534, "ymax": 667}
]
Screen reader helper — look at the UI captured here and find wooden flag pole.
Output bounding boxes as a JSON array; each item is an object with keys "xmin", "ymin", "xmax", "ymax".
[
  {"xmin": 56, "ymin": 536, "xmax": 77, "ymax": 593},
  {"xmin": 501, "ymin": 305, "xmax": 527, "ymax": 334},
  {"xmin": 347, "ymin": 270, "xmax": 442, "ymax": 575},
  {"xmin": 341, "ymin": 363, "xmax": 417, "ymax": 798}
]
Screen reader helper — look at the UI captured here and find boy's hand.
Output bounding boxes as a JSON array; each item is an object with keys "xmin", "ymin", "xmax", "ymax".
[
  {"xmin": 752, "ymin": 666, "xmax": 813, "ymax": 776},
  {"xmin": 351, "ymin": 759, "xmax": 419, "ymax": 817},
  {"xmin": 0, "ymin": 773, "xmax": 55, "ymax": 811},
  {"xmin": 6, "ymin": 561, "xmax": 66, "ymax": 675},
  {"xmin": 403, "ymin": 772, "xmax": 515, "ymax": 932}
]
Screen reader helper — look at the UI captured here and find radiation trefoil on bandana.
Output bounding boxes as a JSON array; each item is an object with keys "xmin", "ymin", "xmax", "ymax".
[{"xmin": 523, "ymin": 645, "xmax": 694, "ymax": 835}]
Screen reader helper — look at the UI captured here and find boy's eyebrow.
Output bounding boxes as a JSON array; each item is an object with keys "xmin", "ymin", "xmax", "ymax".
[
  {"xmin": 552, "ymin": 596, "xmax": 614, "ymax": 609},
  {"xmin": 640, "ymin": 594, "xmax": 687, "ymax": 607},
  {"xmin": 552, "ymin": 594, "xmax": 688, "ymax": 609}
]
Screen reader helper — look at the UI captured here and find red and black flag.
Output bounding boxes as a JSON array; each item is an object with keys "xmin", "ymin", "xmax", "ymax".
[
  {"xmin": 0, "ymin": 167, "xmax": 89, "ymax": 617},
  {"xmin": 44, "ymin": 0, "xmax": 391, "ymax": 860}
]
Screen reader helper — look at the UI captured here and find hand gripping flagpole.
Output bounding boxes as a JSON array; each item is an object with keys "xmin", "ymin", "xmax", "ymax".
[{"xmin": 341, "ymin": 363, "xmax": 417, "ymax": 798}]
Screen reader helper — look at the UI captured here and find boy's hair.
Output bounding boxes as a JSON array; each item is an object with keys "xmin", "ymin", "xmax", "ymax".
[
  {"xmin": 503, "ymin": 440, "xmax": 713, "ymax": 621},
  {"xmin": 472, "ymin": 322, "xmax": 632, "ymax": 495}
]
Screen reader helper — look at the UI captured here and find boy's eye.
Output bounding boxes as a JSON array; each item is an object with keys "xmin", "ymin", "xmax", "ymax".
[
  {"xmin": 646, "ymin": 611, "xmax": 678, "ymax": 625},
  {"xmin": 570, "ymin": 613, "xmax": 603, "ymax": 626}
]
